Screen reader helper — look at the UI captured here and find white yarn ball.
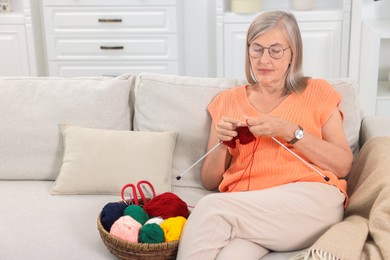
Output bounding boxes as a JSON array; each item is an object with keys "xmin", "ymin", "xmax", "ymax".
[{"xmin": 144, "ymin": 217, "xmax": 164, "ymax": 226}]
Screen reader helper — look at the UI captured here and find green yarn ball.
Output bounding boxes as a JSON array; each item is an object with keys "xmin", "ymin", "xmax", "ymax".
[
  {"xmin": 138, "ymin": 223, "xmax": 165, "ymax": 244},
  {"xmin": 123, "ymin": 205, "xmax": 149, "ymax": 225}
]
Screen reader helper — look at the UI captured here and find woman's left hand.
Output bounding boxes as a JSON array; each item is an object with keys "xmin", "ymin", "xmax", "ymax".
[{"xmin": 246, "ymin": 115, "xmax": 297, "ymax": 142}]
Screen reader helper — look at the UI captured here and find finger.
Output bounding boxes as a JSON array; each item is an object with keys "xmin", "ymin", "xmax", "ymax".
[
  {"xmin": 219, "ymin": 118, "xmax": 240, "ymax": 131},
  {"xmin": 217, "ymin": 127, "xmax": 238, "ymax": 139},
  {"xmin": 246, "ymin": 116, "xmax": 265, "ymax": 127}
]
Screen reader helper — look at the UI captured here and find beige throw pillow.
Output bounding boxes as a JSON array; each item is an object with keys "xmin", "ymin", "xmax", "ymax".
[{"xmin": 52, "ymin": 125, "xmax": 176, "ymax": 195}]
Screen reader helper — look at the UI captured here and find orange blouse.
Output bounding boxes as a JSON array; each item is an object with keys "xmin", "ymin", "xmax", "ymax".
[{"xmin": 208, "ymin": 79, "xmax": 347, "ymax": 201}]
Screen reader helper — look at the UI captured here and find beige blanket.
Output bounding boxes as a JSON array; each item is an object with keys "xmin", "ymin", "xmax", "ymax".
[{"xmin": 293, "ymin": 137, "xmax": 390, "ymax": 260}]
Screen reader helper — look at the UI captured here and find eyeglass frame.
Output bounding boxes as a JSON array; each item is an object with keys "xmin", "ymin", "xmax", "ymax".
[{"xmin": 248, "ymin": 44, "xmax": 291, "ymax": 60}]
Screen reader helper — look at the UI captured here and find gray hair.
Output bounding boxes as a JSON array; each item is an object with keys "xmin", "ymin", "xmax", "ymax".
[{"xmin": 244, "ymin": 10, "xmax": 308, "ymax": 93}]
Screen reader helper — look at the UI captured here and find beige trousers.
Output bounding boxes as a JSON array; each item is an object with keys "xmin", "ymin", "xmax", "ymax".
[{"xmin": 176, "ymin": 182, "xmax": 345, "ymax": 260}]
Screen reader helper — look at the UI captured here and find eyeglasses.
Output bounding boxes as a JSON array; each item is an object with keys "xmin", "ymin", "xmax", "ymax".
[{"xmin": 248, "ymin": 44, "xmax": 290, "ymax": 59}]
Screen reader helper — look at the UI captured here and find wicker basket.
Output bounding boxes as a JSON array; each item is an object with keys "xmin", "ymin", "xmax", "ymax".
[{"xmin": 97, "ymin": 213, "xmax": 179, "ymax": 260}]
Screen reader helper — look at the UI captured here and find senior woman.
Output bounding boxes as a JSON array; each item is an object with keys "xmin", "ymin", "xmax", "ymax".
[{"xmin": 176, "ymin": 10, "xmax": 353, "ymax": 260}]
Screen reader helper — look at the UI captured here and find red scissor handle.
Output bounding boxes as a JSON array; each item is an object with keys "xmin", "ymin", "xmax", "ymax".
[
  {"xmin": 121, "ymin": 183, "xmax": 139, "ymax": 205},
  {"xmin": 121, "ymin": 180, "xmax": 156, "ymax": 206},
  {"xmin": 137, "ymin": 180, "xmax": 156, "ymax": 206}
]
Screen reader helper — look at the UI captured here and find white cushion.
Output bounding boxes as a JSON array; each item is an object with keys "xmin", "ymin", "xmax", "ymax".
[
  {"xmin": 0, "ymin": 74, "xmax": 134, "ymax": 180},
  {"xmin": 52, "ymin": 125, "xmax": 176, "ymax": 195},
  {"xmin": 328, "ymin": 78, "xmax": 362, "ymax": 158}
]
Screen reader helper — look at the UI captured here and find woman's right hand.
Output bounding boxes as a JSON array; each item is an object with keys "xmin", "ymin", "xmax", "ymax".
[
  {"xmin": 216, "ymin": 117, "xmax": 244, "ymax": 142},
  {"xmin": 201, "ymin": 117, "xmax": 240, "ymax": 190}
]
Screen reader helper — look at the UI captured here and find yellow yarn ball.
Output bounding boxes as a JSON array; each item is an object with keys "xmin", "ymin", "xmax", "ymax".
[{"xmin": 160, "ymin": 216, "xmax": 187, "ymax": 242}]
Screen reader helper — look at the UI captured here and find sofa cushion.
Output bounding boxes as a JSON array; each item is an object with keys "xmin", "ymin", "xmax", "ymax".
[
  {"xmin": 0, "ymin": 180, "xmax": 118, "ymax": 260},
  {"xmin": 328, "ymin": 78, "xmax": 362, "ymax": 158},
  {"xmin": 0, "ymin": 74, "xmax": 134, "ymax": 181},
  {"xmin": 133, "ymin": 74, "xmax": 361, "ymax": 206},
  {"xmin": 52, "ymin": 125, "xmax": 176, "ymax": 195}
]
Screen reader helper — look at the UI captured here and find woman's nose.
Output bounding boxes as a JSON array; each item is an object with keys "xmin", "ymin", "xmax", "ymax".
[{"xmin": 259, "ymin": 49, "xmax": 272, "ymax": 63}]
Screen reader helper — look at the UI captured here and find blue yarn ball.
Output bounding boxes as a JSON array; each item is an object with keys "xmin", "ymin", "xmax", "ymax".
[{"xmin": 101, "ymin": 202, "xmax": 127, "ymax": 232}]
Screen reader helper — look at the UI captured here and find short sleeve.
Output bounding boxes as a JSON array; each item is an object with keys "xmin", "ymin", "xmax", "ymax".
[{"xmin": 318, "ymin": 80, "xmax": 343, "ymax": 126}]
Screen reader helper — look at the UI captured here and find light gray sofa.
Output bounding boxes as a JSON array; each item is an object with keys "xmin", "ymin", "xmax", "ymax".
[{"xmin": 0, "ymin": 73, "xmax": 387, "ymax": 260}]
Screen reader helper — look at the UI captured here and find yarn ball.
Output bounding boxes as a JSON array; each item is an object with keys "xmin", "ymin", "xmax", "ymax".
[
  {"xmin": 143, "ymin": 192, "xmax": 190, "ymax": 219},
  {"xmin": 160, "ymin": 216, "xmax": 187, "ymax": 242},
  {"xmin": 110, "ymin": 216, "xmax": 142, "ymax": 242},
  {"xmin": 123, "ymin": 205, "xmax": 149, "ymax": 225},
  {"xmin": 144, "ymin": 217, "xmax": 164, "ymax": 226},
  {"xmin": 138, "ymin": 223, "xmax": 165, "ymax": 244},
  {"xmin": 100, "ymin": 202, "xmax": 128, "ymax": 232}
]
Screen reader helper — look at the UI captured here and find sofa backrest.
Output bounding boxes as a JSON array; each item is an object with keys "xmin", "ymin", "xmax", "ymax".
[
  {"xmin": 134, "ymin": 73, "xmax": 361, "ymax": 204},
  {"xmin": 0, "ymin": 74, "xmax": 134, "ymax": 180},
  {"xmin": 327, "ymin": 78, "xmax": 362, "ymax": 158},
  {"xmin": 0, "ymin": 72, "xmax": 361, "ymax": 200}
]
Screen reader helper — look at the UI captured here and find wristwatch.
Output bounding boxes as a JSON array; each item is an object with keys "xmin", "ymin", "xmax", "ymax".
[{"xmin": 287, "ymin": 125, "xmax": 304, "ymax": 144}]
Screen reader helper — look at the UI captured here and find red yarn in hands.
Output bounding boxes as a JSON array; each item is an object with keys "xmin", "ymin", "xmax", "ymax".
[{"xmin": 223, "ymin": 126, "xmax": 256, "ymax": 148}]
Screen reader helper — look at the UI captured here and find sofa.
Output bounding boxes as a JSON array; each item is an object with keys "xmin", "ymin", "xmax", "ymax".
[{"xmin": 0, "ymin": 73, "xmax": 388, "ymax": 260}]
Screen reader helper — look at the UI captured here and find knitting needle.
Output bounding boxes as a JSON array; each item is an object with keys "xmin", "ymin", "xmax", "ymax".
[
  {"xmin": 176, "ymin": 141, "xmax": 222, "ymax": 180},
  {"xmin": 271, "ymin": 137, "xmax": 330, "ymax": 181}
]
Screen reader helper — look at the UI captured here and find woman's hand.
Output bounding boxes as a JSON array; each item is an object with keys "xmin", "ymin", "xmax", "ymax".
[
  {"xmin": 246, "ymin": 115, "xmax": 297, "ymax": 142},
  {"xmin": 201, "ymin": 118, "xmax": 237, "ymax": 190},
  {"xmin": 246, "ymin": 110, "xmax": 353, "ymax": 178},
  {"xmin": 216, "ymin": 117, "xmax": 246, "ymax": 142}
]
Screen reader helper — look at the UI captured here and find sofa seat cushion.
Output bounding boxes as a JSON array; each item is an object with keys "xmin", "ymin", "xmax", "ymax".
[
  {"xmin": 0, "ymin": 181, "xmax": 302, "ymax": 260},
  {"xmin": 0, "ymin": 181, "xmax": 118, "ymax": 260}
]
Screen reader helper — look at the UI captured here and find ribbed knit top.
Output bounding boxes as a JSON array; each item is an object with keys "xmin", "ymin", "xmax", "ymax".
[{"xmin": 208, "ymin": 79, "xmax": 347, "ymax": 201}]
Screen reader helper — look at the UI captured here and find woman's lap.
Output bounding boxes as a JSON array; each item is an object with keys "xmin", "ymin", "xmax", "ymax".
[{"xmin": 176, "ymin": 182, "xmax": 345, "ymax": 260}]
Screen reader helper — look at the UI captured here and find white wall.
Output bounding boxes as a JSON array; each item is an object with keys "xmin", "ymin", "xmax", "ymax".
[{"xmin": 180, "ymin": 0, "xmax": 216, "ymax": 77}]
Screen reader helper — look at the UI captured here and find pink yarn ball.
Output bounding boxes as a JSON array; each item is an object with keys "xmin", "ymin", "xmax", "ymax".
[{"xmin": 110, "ymin": 216, "xmax": 142, "ymax": 242}]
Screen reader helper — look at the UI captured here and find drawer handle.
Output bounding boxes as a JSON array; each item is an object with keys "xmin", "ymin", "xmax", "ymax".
[
  {"xmin": 100, "ymin": 46, "xmax": 124, "ymax": 50},
  {"xmin": 98, "ymin": 18, "xmax": 122, "ymax": 23}
]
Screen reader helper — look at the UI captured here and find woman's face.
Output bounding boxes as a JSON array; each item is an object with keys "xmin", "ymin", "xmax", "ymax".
[{"xmin": 249, "ymin": 27, "xmax": 292, "ymax": 88}]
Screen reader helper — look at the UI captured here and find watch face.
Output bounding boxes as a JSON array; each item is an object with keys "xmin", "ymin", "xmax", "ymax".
[{"xmin": 296, "ymin": 129, "xmax": 304, "ymax": 139}]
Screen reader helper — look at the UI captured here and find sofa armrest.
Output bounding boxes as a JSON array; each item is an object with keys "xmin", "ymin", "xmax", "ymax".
[{"xmin": 359, "ymin": 116, "xmax": 390, "ymax": 147}]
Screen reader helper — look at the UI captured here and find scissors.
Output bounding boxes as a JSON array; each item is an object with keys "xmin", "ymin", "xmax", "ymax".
[{"xmin": 121, "ymin": 180, "xmax": 156, "ymax": 206}]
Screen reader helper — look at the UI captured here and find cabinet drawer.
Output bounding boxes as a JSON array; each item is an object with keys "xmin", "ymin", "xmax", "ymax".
[
  {"xmin": 43, "ymin": 6, "xmax": 176, "ymax": 34},
  {"xmin": 42, "ymin": 0, "xmax": 176, "ymax": 6},
  {"xmin": 46, "ymin": 35, "xmax": 178, "ymax": 60},
  {"xmin": 47, "ymin": 61, "xmax": 178, "ymax": 77}
]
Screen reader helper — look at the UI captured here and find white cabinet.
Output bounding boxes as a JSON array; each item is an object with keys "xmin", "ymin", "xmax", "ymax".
[
  {"xmin": 0, "ymin": 24, "xmax": 29, "ymax": 76},
  {"xmin": 0, "ymin": 0, "xmax": 39, "ymax": 76},
  {"xmin": 41, "ymin": 0, "xmax": 179, "ymax": 77},
  {"xmin": 359, "ymin": 21, "xmax": 390, "ymax": 116},
  {"xmin": 216, "ymin": 0, "xmax": 351, "ymax": 80}
]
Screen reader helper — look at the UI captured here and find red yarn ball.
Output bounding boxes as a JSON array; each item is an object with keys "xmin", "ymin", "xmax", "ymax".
[{"xmin": 143, "ymin": 192, "xmax": 190, "ymax": 219}]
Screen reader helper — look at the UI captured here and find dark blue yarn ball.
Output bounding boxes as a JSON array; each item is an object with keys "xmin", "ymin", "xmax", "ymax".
[{"xmin": 101, "ymin": 202, "xmax": 127, "ymax": 232}]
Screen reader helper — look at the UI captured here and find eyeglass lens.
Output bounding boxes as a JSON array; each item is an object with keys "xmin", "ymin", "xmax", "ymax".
[{"xmin": 249, "ymin": 45, "xmax": 286, "ymax": 59}]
